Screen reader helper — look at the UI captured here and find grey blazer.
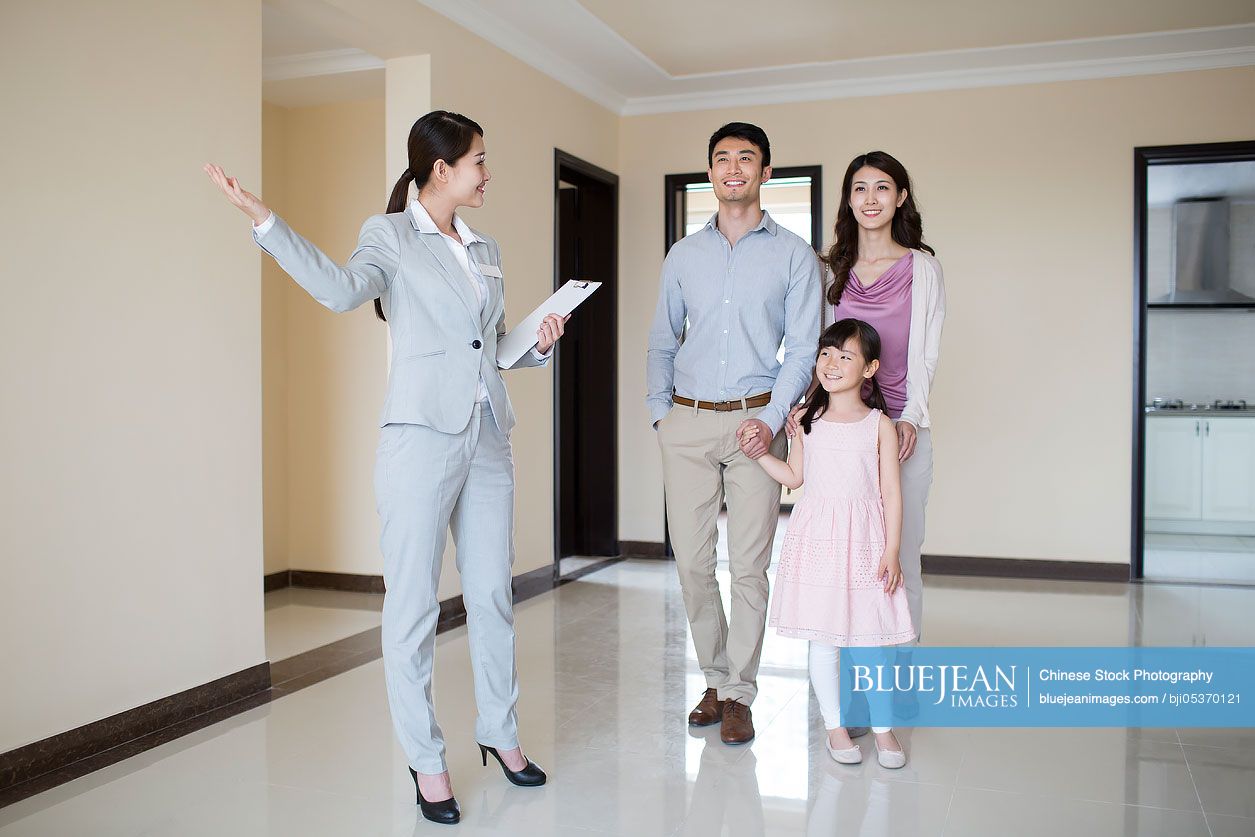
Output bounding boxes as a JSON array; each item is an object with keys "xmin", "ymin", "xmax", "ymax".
[{"xmin": 255, "ymin": 212, "xmax": 545, "ymax": 435}]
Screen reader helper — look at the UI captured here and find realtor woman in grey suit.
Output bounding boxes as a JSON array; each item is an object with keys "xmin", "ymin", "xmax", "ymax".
[{"xmin": 205, "ymin": 111, "xmax": 564, "ymax": 826}]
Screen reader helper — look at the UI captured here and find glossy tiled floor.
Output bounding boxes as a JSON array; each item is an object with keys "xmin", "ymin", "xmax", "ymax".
[
  {"xmin": 264, "ymin": 588, "xmax": 383, "ymax": 662},
  {"xmin": 1143, "ymin": 534, "xmax": 1255, "ymax": 585},
  {"xmin": 2, "ymin": 561, "xmax": 1254, "ymax": 836}
]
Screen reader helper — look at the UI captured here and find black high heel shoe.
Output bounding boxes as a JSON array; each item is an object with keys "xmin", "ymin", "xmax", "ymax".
[
  {"xmin": 408, "ymin": 767, "xmax": 461, "ymax": 825},
  {"xmin": 478, "ymin": 744, "xmax": 547, "ymax": 787}
]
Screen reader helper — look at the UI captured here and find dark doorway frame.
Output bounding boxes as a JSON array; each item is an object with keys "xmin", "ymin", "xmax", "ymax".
[
  {"xmin": 553, "ymin": 150, "xmax": 620, "ymax": 572},
  {"xmin": 1131, "ymin": 140, "xmax": 1255, "ymax": 580},
  {"xmin": 659, "ymin": 165, "xmax": 824, "ymax": 557}
]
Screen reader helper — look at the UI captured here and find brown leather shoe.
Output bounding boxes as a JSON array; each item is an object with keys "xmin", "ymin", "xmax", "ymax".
[
  {"xmin": 720, "ymin": 700, "xmax": 755, "ymax": 744},
  {"xmin": 687, "ymin": 688, "xmax": 724, "ymax": 727}
]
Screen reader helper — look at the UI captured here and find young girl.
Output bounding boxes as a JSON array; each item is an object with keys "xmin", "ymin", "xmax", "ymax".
[
  {"xmin": 742, "ymin": 318, "xmax": 914, "ymax": 768},
  {"xmin": 821, "ymin": 151, "xmax": 944, "ymax": 647}
]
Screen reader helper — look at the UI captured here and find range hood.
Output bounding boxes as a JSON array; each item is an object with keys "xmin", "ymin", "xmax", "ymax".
[{"xmin": 1153, "ymin": 198, "xmax": 1255, "ymax": 305}]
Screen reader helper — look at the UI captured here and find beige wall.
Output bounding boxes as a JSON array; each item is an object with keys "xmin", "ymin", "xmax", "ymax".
[
  {"xmin": 618, "ymin": 67, "xmax": 1255, "ymax": 564},
  {"xmin": 262, "ymin": 98, "xmax": 388, "ymax": 577},
  {"xmin": 0, "ymin": 0, "xmax": 265, "ymax": 751},
  {"xmin": 258, "ymin": 7, "xmax": 619, "ymax": 594},
  {"xmin": 262, "ymin": 102, "xmax": 291, "ymax": 576}
]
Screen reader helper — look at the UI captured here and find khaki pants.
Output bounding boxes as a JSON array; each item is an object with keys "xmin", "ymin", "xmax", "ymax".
[{"xmin": 657, "ymin": 403, "xmax": 787, "ymax": 705}]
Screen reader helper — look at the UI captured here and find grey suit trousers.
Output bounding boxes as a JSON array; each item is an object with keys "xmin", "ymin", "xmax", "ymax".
[{"xmin": 375, "ymin": 402, "xmax": 518, "ymax": 774}]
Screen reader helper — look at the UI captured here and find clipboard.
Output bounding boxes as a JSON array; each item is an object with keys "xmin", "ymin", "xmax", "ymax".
[{"xmin": 496, "ymin": 280, "xmax": 601, "ymax": 368}]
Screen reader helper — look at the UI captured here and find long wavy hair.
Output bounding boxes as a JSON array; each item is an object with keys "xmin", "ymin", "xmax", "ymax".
[
  {"xmin": 376, "ymin": 111, "xmax": 483, "ymax": 321},
  {"xmin": 799, "ymin": 319, "xmax": 888, "ymax": 434},
  {"xmin": 823, "ymin": 151, "xmax": 934, "ymax": 307}
]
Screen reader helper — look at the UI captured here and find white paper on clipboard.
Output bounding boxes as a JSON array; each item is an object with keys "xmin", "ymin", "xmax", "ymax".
[{"xmin": 496, "ymin": 280, "xmax": 601, "ymax": 369}]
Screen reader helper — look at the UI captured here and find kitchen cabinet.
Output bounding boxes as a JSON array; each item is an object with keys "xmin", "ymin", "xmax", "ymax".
[
  {"xmin": 1146, "ymin": 418, "xmax": 1203, "ymax": 520},
  {"xmin": 1201, "ymin": 419, "xmax": 1255, "ymax": 522},
  {"xmin": 1146, "ymin": 416, "xmax": 1255, "ymax": 523}
]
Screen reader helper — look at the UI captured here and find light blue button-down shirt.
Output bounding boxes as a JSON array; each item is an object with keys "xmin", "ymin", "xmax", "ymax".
[{"xmin": 646, "ymin": 210, "xmax": 821, "ymax": 435}]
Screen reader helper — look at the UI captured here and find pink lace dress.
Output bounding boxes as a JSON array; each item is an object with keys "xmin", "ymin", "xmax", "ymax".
[{"xmin": 768, "ymin": 409, "xmax": 915, "ymax": 646}]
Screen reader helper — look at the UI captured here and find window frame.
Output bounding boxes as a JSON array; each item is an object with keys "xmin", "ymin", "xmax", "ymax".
[{"xmin": 663, "ymin": 164, "xmax": 823, "ymax": 254}]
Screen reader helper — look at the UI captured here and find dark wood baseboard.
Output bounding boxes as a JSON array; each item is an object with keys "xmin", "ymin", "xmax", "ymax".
[
  {"xmin": 431, "ymin": 563, "xmax": 558, "ymax": 633},
  {"xmin": 559, "ymin": 556, "xmax": 625, "ymax": 583},
  {"xmin": 922, "ymin": 554, "xmax": 1130, "ymax": 582},
  {"xmin": 290, "ymin": 570, "xmax": 385, "ymax": 593},
  {"xmin": 264, "ymin": 569, "xmax": 386, "ymax": 594},
  {"xmin": 6, "ymin": 558, "xmax": 622, "ymax": 808},
  {"xmin": 619, "ymin": 540, "xmax": 667, "ymax": 558},
  {"xmin": 269, "ymin": 562, "xmax": 588, "ymax": 698},
  {"xmin": 0, "ymin": 662, "xmax": 270, "ymax": 806}
]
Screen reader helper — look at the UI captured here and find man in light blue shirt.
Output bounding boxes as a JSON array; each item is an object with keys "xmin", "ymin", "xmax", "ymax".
[{"xmin": 648, "ymin": 122, "xmax": 821, "ymax": 744}]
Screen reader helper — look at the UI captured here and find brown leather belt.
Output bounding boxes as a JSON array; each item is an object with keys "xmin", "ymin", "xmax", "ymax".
[{"xmin": 673, "ymin": 392, "xmax": 772, "ymax": 412}]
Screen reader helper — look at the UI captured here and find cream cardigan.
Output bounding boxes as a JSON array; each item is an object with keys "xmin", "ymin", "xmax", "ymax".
[{"xmin": 822, "ymin": 248, "xmax": 946, "ymax": 430}]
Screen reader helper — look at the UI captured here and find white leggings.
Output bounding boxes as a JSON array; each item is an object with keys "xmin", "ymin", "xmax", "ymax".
[{"xmin": 808, "ymin": 643, "xmax": 891, "ymax": 734}]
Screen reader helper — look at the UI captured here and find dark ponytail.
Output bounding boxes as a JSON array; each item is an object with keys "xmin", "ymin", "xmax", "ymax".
[
  {"xmin": 374, "ymin": 111, "xmax": 484, "ymax": 321},
  {"xmin": 799, "ymin": 318, "xmax": 887, "ymax": 433},
  {"xmin": 866, "ymin": 375, "xmax": 889, "ymax": 414},
  {"xmin": 823, "ymin": 151, "xmax": 934, "ymax": 308},
  {"xmin": 386, "ymin": 169, "xmax": 416, "ymax": 214}
]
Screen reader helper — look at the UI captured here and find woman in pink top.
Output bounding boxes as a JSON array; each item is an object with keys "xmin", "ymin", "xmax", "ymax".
[{"xmin": 792, "ymin": 151, "xmax": 945, "ymax": 643}]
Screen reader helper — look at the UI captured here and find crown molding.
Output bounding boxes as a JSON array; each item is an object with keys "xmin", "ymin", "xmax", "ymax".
[
  {"xmin": 417, "ymin": 0, "xmax": 629, "ymax": 113},
  {"xmin": 263, "ymin": 13, "xmax": 1255, "ymax": 117},
  {"xmin": 409, "ymin": 1, "xmax": 1255, "ymax": 117},
  {"xmin": 622, "ymin": 26, "xmax": 1255, "ymax": 115},
  {"xmin": 622, "ymin": 26, "xmax": 1255, "ymax": 116},
  {"xmin": 263, "ymin": 48, "xmax": 384, "ymax": 82}
]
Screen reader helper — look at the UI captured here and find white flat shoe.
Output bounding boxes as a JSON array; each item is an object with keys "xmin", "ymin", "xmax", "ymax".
[
  {"xmin": 825, "ymin": 737, "xmax": 862, "ymax": 764},
  {"xmin": 875, "ymin": 741, "xmax": 907, "ymax": 769}
]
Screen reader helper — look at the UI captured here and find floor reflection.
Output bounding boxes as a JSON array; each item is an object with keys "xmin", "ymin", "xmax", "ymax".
[{"xmin": 5, "ymin": 554, "xmax": 1254, "ymax": 835}]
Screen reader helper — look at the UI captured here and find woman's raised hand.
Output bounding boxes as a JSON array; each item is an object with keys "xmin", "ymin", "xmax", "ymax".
[{"xmin": 203, "ymin": 164, "xmax": 271, "ymax": 225}]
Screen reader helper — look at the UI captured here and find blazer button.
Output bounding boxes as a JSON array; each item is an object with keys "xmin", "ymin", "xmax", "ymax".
[{"xmin": 471, "ymin": 339, "xmax": 482, "ymax": 349}]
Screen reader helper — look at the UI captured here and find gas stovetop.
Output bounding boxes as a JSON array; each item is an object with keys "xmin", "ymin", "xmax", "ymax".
[{"xmin": 1146, "ymin": 398, "xmax": 1251, "ymax": 413}]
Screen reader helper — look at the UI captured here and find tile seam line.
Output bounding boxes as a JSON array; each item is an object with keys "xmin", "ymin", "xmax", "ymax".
[
  {"xmin": 1180, "ymin": 739, "xmax": 1216, "ymax": 836},
  {"xmin": 950, "ymin": 782, "xmax": 1207, "ymax": 813},
  {"xmin": 939, "ymin": 747, "xmax": 967, "ymax": 837}
]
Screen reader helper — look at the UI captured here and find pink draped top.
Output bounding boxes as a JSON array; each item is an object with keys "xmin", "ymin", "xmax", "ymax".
[{"xmin": 832, "ymin": 252, "xmax": 913, "ymax": 420}]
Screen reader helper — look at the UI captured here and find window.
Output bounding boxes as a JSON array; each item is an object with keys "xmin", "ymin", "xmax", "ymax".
[{"xmin": 664, "ymin": 165, "xmax": 822, "ymax": 253}]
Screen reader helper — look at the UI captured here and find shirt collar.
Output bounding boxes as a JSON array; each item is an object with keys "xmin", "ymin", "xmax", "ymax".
[
  {"xmin": 409, "ymin": 199, "xmax": 485, "ymax": 245},
  {"xmin": 703, "ymin": 209, "xmax": 778, "ymax": 237}
]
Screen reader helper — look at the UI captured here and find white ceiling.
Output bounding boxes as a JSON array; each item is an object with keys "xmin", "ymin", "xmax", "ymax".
[
  {"xmin": 261, "ymin": 1, "xmax": 1255, "ymax": 113},
  {"xmin": 262, "ymin": 3, "xmax": 348, "ymax": 59},
  {"xmin": 575, "ymin": 0, "xmax": 1255, "ymax": 76},
  {"xmin": 262, "ymin": 3, "xmax": 382, "ymax": 107}
]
